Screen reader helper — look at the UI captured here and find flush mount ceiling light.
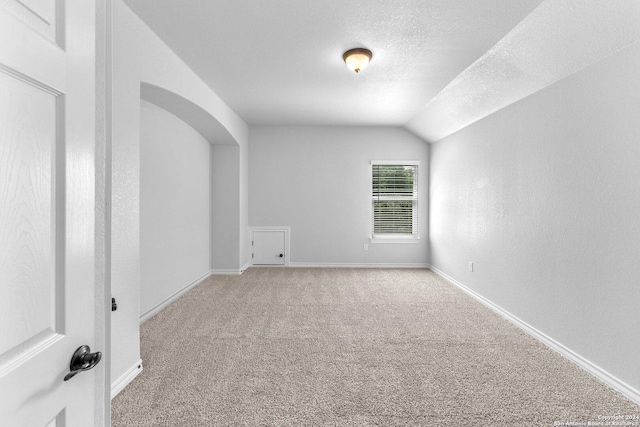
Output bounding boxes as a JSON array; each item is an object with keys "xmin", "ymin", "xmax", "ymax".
[{"xmin": 343, "ymin": 48, "xmax": 372, "ymax": 73}]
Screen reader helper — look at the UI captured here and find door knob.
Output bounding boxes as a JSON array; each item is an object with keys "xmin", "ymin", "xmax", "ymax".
[
  {"xmin": 278, "ymin": 254, "xmax": 283, "ymax": 257},
  {"xmin": 64, "ymin": 345, "xmax": 102, "ymax": 381}
]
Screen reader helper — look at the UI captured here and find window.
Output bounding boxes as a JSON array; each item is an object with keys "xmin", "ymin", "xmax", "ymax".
[{"xmin": 371, "ymin": 161, "xmax": 419, "ymax": 240}]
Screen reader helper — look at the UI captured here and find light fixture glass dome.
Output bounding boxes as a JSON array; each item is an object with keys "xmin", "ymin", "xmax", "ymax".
[{"xmin": 343, "ymin": 48, "xmax": 372, "ymax": 73}]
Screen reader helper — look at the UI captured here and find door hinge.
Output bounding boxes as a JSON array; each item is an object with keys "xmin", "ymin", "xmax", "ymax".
[
  {"xmin": 252, "ymin": 253, "xmax": 254, "ymax": 259},
  {"xmin": 111, "ymin": 297, "xmax": 117, "ymax": 311}
]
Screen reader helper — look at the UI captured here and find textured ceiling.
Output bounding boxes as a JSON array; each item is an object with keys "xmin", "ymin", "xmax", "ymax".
[
  {"xmin": 122, "ymin": 0, "xmax": 640, "ymax": 142},
  {"xmin": 406, "ymin": 0, "xmax": 640, "ymax": 142},
  {"xmin": 122, "ymin": 0, "xmax": 543, "ymax": 126}
]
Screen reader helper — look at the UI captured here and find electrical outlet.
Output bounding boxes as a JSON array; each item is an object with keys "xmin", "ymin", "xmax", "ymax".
[
  {"xmin": 469, "ymin": 262, "xmax": 473, "ymax": 272},
  {"xmin": 363, "ymin": 244, "xmax": 369, "ymax": 251}
]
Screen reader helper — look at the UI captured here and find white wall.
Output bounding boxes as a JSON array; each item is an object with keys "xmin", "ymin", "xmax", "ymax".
[
  {"xmin": 209, "ymin": 143, "xmax": 250, "ymax": 273},
  {"xmin": 140, "ymin": 100, "xmax": 210, "ymax": 316},
  {"xmin": 249, "ymin": 126, "xmax": 429, "ymax": 266},
  {"xmin": 211, "ymin": 145, "xmax": 240, "ymax": 272},
  {"xmin": 111, "ymin": 0, "xmax": 249, "ymax": 390},
  {"xmin": 239, "ymin": 141, "xmax": 251, "ymax": 270},
  {"xmin": 429, "ymin": 40, "xmax": 640, "ymax": 394}
]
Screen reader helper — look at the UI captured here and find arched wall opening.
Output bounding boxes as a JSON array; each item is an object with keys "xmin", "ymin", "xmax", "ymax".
[
  {"xmin": 140, "ymin": 83, "xmax": 237, "ymax": 146},
  {"xmin": 138, "ymin": 84, "xmax": 243, "ymax": 321}
]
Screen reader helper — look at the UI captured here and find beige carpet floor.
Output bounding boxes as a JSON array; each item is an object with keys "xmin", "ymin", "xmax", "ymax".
[{"xmin": 111, "ymin": 268, "xmax": 639, "ymax": 426}]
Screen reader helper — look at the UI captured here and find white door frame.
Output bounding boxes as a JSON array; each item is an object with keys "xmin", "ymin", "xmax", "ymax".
[
  {"xmin": 250, "ymin": 226, "xmax": 290, "ymax": 267},
  {"xmin": 95, "ymin": 0, "xmax": 111, "ymax": 424}
]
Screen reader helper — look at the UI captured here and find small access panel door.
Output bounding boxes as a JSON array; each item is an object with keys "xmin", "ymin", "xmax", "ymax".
[{"xmin": 252, "ymin": 230, "xmax": 286, "ymax": 265}]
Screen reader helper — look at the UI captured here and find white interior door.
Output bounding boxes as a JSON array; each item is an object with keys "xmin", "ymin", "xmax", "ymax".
[
  {"xmin": 0, "ymin": 1, "xmax": 101, "ymax": 425},
  {"xmin": 253, "ymin": 230, "xmax": 286, "ymax": 265}
]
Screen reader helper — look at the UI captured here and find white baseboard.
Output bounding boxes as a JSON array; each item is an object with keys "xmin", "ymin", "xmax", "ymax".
[
  {"xmin": 428, "ymin": 265, "xmax": 640, "ymax": 406},
  {"xmin": 140, "ymin": 271, "xmax": 211, "ymax": 324},
  {"xmin": 289, "ymin": 262, "xmax": 430, "ymax": 269},
  {"xmin": 210, "ymin": 268, "xmax": 245, "ymax": 275},
  {"xmin": 111, "ymin": 359, "xmax": 143, "ymax": 399}
]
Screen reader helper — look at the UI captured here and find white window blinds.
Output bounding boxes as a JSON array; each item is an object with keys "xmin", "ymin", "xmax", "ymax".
[{"xmin": 371, "ymin": 162, "xmax": 418, "ymax": 236}]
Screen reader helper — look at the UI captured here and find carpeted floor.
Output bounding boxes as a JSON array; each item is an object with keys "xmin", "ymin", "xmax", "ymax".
[{"xmin": 111, "ymin": 268, "xmax": 639, "ymax": 426}]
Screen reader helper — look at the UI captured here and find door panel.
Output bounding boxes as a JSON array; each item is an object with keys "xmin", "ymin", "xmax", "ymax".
[
  {"xmin": 253, "ymin": 231, "xmax": 286, "ymax": 265},
  {"xmin": 2, "ymin": 0, "xmax": 61, "ymax": 44},
  {"xmin": 45, "ymin": 412, "xmax": 64, "ymax": 427},
  {"xmin": 0, "ymin": 0, "xmax": 99, "ymax": 425},
  {"xmin": 0, "ymin": 71, "xmax": 61, "ymax": 360}
]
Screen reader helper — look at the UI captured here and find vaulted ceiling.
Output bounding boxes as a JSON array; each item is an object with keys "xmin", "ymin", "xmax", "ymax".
[{"xmin": 122, "ymin": 0, "xmax": 640, "ymax": 142}]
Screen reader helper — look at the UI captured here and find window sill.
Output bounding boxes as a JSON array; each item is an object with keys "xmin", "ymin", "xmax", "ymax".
[{"xmin": 370, "ymin": 235, "xmax": 420, "ymax": 244}]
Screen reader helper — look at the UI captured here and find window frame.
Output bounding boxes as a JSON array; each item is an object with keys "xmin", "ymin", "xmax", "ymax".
[{"xmin": 370, "ymin": 160, "xmax": 420, "ymax": 244}]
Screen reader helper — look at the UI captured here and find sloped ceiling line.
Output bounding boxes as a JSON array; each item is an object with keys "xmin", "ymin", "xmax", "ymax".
[{"xmin": 405, "ymin": 0, "xmax": 640, "ymax": 143}]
